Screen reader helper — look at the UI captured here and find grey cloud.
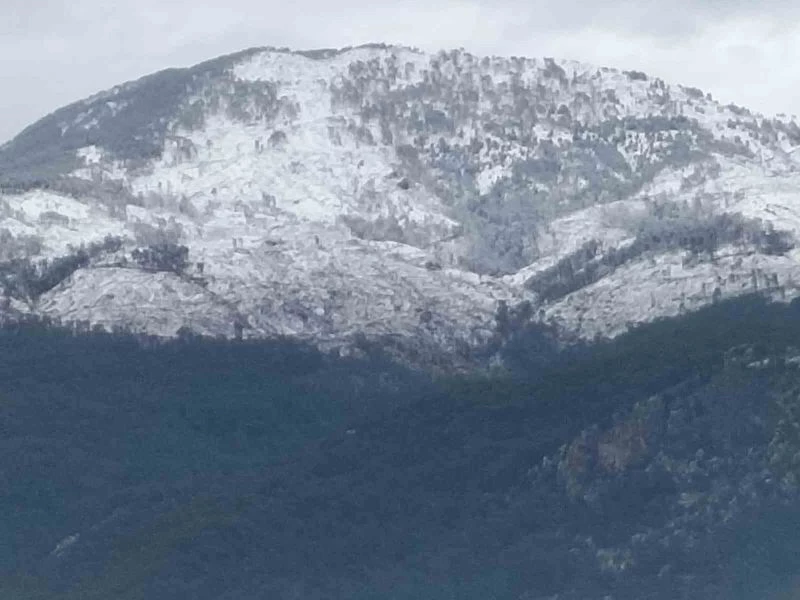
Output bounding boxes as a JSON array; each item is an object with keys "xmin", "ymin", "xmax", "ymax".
[
  {"xmin": 500, "ymin": 0, "xmax": 800, "ymax": 39},
  {"xmin": 2, "ymin": 0, "xmax": 68, "ymax": 35},
  {"xmin": 5, "ymin": 0, "xmax": 799, "ymax": 38}
]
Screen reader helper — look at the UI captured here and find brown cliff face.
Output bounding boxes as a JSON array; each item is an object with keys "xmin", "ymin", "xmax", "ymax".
[
  {"xmin": 598, "ymin": 405, "xmax": 661, "ymax": 473},
  {"xmin": 559, "ymin": 397, "xmax": 665, "ymax": 504}
]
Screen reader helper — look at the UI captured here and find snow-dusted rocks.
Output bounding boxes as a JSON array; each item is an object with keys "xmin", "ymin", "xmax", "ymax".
[{"xmin": 2, "ymin": 44, "xmax": 800, "ymax": 360}]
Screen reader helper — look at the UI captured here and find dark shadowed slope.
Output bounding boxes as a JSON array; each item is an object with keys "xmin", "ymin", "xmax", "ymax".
[{"xmin": 3, "ymin": 296, "xmax": 800, "ymax": 598}]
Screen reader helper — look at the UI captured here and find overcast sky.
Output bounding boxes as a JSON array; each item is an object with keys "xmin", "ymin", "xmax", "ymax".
[{"xmin": 2, "ymin": 0, "xmax": 800, "ymax": 143}]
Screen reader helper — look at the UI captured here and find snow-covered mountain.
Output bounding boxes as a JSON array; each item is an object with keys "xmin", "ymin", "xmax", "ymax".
[{"xmin": 2, "ymin": 43, "xmax": 800, "ymax": 361}]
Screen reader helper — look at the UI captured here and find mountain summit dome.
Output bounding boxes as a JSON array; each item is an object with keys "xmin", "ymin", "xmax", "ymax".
[{"xmin": 1, "ymin": 44, "xmax": 800, "ymax": 362}]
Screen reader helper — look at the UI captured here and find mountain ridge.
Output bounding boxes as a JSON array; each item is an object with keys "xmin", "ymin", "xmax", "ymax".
[{"xmin": 2, "ymin": 43, "xmax": 800, "ymax": 364}]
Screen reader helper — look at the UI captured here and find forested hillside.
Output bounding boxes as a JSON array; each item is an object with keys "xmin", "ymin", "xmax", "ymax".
[{"xmin": 4, "ymin": 297, "xmax": 800, "ymax": 598}]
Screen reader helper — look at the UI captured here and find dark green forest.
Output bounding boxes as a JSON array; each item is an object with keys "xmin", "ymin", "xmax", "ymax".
[{"xmin": 4, "ymin": 296, "xmax": 800, "ymax": 599}]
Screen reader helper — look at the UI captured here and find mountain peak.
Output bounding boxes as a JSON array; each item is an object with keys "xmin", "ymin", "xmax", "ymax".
[{"xmin": 1, "ymin": 44, "xmax": 799, "ymax": 363}]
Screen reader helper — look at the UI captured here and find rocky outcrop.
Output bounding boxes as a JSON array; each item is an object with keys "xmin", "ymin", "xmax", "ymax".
[{"xmin": 530, "ymin": 359, "xmax": 800, "ymax": 595}]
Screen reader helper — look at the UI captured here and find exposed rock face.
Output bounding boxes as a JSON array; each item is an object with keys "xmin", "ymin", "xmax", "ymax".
[{"xmin": 2, "ymin": 44, "xmax": 800, "ymax": 358}]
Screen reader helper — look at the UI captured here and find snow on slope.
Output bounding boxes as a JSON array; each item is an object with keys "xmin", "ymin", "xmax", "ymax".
[
  {"xmin": 1, "ymin": 189, "xmax": 125, "ymax": 257},
  {"xmin": 4, "ymin": 44, "xmax": 800, "ymax": 360},
  {"xmin": 544, "ymin": 246, "xmax": 800, "ymax": 339}
]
